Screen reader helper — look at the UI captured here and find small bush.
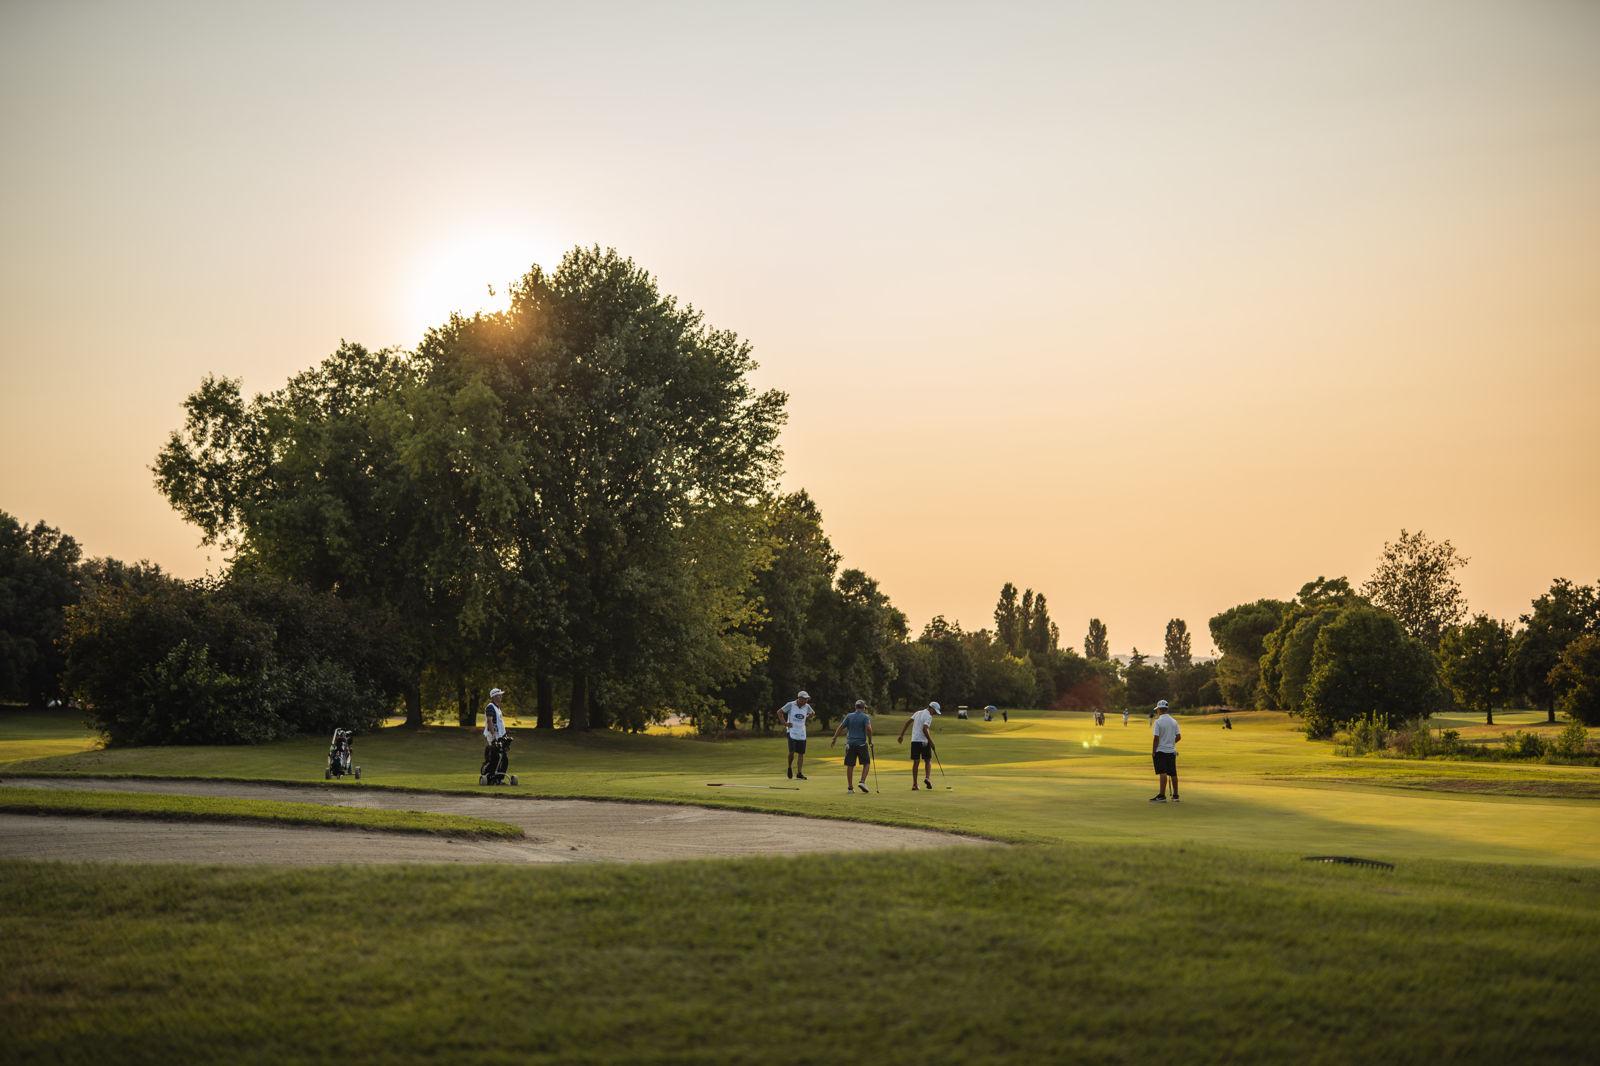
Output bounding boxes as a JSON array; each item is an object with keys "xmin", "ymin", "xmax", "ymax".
[
  {"xmin": 1439, "ymin": 729, "xmax": 1462, "ymax": 754},
  {"xmin": 1551, "ymin": 718, "xmax": 1590, "ymax": 758},
  {"xmin": 1333, "ymin": 714, "xmax": 1389, "ymax": 756},
  {"xmin": 1500, "ymin": 731, "xmax": 1546, "ymax": 759}
]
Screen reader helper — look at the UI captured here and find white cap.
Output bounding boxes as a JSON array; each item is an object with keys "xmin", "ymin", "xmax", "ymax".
[
  {"xmin": 854, "ymin": 699, "xmax": 867, "ymax": 708},
  {"xmin": 797, "ymin": 690, "xmax": 810, "ymax": 700},
  {"xmin": 929, "ymin": 701, "xmax": 941, "ymax": 713},
  {"xmin": 1155, "ymin": 700, "xmax": 1168, "ymax": 710},
  {"xmin": 490, "ymin": 688, "xmax": 506, "ymax": 699}
]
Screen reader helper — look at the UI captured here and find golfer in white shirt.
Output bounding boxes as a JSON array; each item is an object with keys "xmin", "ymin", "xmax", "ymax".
[
  {"xmin": 897, "ymin": 701, "xmax": 939, "ymax": 791},
  {"xmin": 1150, "ymin": 700, "xmax": 1181, "ymax": 803},
  {"xmin": 778, "ymin": 691, "xmax": 815, "ymax": 781}
]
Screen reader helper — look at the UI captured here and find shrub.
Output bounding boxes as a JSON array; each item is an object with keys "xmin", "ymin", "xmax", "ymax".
[
  {"xmin": 1500, "ymin": 731, "xmax": 1546, "ymax": 759},
  {"xmin": 1551, "ymin": 719, "xmax": 1590, "ymax": 759},
  {"xmin": 1334, "ymin": 714, "xmax": 1390, "ymax": 756},
  {"xmin": 65, "ymin": 572, "xmax": 407, "ymax": 745},
  {"xmin": 1387, "ymin": 718, "xmax": 1438, "ymax": 758},
  {"xmin": 1439, "ymin": 729, "xmax": 1462, "ymax": 755}
]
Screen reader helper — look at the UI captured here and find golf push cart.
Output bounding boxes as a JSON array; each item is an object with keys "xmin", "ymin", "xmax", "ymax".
[
  {"xmin": 325, "ymin": 728, "xmax": 360, "ymax": 780},
  {"xmin": 480, "ymin": 735, "xmax": 519, "ymax": 786}
]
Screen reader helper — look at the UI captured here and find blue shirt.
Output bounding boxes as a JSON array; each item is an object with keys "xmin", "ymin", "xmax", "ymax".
[{"xmin": 842, "ymin": 710, "xmax": 871, "ymax": 746}]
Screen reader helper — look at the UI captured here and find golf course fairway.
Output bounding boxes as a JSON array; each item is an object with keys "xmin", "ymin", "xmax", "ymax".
[{"xmin": 3, "ymin": 706, "xmax": 1597, "ymax": 1063}]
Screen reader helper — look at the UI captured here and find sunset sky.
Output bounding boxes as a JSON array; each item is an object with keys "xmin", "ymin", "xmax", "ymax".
[{"xmin": 2, "ymin": 0, "xmax": 1596, "ymax": 655}]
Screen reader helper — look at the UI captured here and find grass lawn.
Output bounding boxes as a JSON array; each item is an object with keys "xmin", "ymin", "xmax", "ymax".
[
  {"xmin": 3, "ymin": 707, "xmax": 1599, "ymax": 1063},
  {"xmin": 4, "ymin": 849, "xmax": 1596, "ymax": 1064},
  {"xmin": 0, "ymin": 786, "xmax": 521, "ymax": 838}
]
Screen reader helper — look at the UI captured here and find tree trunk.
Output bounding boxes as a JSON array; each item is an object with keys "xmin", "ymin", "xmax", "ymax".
[
  {"xmin": 568, "ymin": 673, "xmax": 589, "ymax": 730},
  {"xmin": 536, "ymin": 672, "xmax": 554, "ymax": 730},
  {"xmin": 1486, "ymin": 706, "xmax": 1494, "ymax": 726},
  {"xmin": 456, "ymin": 675, "xmax": 473, "ymax": 729},
  {"xmin": 1548, "ymin": 699, "xmax": 1556, "ymax": 725},
  {"xmin": 404, "ymin": 679, "xmax": 423, "ymax": 728},
  {"xmin": 589, "ymin": 688, "xmax": 606, "ymax": 731},
  {"xmin": 470, "ymin": 687, "xmax": 483, "ymax": 727}
]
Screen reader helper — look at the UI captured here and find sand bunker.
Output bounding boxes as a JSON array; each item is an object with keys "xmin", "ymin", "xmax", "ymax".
[{"xmin": 0, "ymin": 776, "xmax": 985, "ymax": 865}]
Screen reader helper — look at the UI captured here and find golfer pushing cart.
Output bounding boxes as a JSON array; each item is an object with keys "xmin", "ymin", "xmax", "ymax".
[{"xmin": 480, "ymin": 687, "xmax": 519, "ymax": 786}]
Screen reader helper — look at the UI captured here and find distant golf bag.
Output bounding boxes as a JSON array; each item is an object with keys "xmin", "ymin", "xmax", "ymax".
[
  {"xmin": 325, "ymin": 729, "xmax": 359, "ymax": 780},
  {"xmin": 480, "ymin": 735, "xmax": 518, "ymax": 786}
]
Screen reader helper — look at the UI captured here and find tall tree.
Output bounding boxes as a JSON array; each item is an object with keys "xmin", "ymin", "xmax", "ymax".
[
  {"xmin": 1163, "ymin": 618, "xmax": 1192, "ymax": 671},
  {"xmin": 1084, "ymin": 618, "xmax": 1110, "ymax": 661},
  {"xmin": 1510, "ymin": 579, "xmax": 1600, "ymax": 723},
  {"xmin": 154, "ymin": 345, "xmax": 510, "ymax": 726},
  {"xmin": 1438, "ymin": 614, "xmax": 1513, "ymax": 726},
  {"xmin": 1026, "ymin": 593, "xmax": 1059, "ymax": 654},
  {"xmin": 1550, "ymin": 634, "xmax": 1600, "ymax": 727},
  {"xmin": 1362, "ymin": 529, "xmax": 1469, "ymax": 649},
  {"xmin": 1302, "ymin": 606, "xmax": 1441, "ymax": 738},
  {"xmin": 994, "ymin": 582, "xmax": 1021, "ymax": 654},
  {"xmin": 1209, "ymin": 599, "xmax": 1290, "ymax": 708}
]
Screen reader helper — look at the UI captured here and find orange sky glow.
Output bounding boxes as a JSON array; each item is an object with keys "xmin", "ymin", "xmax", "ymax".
[{"xmin": 2, "ymin": 0, "xmax": 1596, "ymax": 654}]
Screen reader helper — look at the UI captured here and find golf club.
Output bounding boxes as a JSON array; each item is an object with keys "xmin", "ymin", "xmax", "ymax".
[
  {"xmin": 706, "ymin": 783, "xmax": 801, "ymax": 791},
  {"xmin": 928, "ymin": 741, "xmax": 954, "ymax": 790},
  {"xmin": 869, "ymin": 735, "xmax": 880, "ymax": 795}
]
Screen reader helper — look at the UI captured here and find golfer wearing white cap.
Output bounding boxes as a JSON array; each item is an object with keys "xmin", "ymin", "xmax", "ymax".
[
  {"xmin": 1150, "ymin": 700, "xmax": 1181, "ymax": 803},
  {"xmin": 778, "ymin": 690, "xmax": 815, "ymax": 780},
  {"xmin": 482, "ymin": 688, "xmax": 511, "ymax": 783},
  {"xmin": 897, "ymin": 701, "xmax": 938, "ymax": 791}
]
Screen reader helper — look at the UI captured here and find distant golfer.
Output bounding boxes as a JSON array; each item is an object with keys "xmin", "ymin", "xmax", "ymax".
[
  {"xmin": 1150, "ymin": 700, "xmax": 1181, "ymax": 803},
  {"xmin": 1122, "ymin": 710, "xmax": 1130, "ymax": 727},
  {"xmin": 780, "ymin": 690, "xmax": 815, "ymax": 780},
  {"xmin": 831, "ymin": 699, "xmax": 874, "ymax": 794},
  {"xmin": 898, "ymin": 701, "xmax": 938, "ymax": 791},
  {"xmin": 482, "ymin": 687, "xmax": 508, "ymax": 777}
]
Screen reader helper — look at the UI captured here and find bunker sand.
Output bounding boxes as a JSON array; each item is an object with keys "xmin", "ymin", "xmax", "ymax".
[{"xmin": 0, "ymin": 776, "xmax": 986, "ymax": 865}]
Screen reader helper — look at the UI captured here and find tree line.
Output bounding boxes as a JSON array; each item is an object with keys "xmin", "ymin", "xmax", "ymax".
[
  {"xmin": 1207, "ymin": 530, "xmax": 1600, "ymax": 736},
  {"xmin": 4, "ymin": 252, "xmax": 1595, "ymax": 743}
]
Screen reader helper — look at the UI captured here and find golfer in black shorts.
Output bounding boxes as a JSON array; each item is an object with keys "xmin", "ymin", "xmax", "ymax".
[
  {"xmin": 1150, "ymin": 700, "xmax": 1181, "ymax": 803},
  {"xmin": 897, "ymin": 701, "xmax": 938, "ymax": 790}
]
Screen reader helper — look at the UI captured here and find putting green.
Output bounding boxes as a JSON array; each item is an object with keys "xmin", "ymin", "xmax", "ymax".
[{"xmin": 7, "ymin": 707, "xmax": 1597, "ymax": 867}]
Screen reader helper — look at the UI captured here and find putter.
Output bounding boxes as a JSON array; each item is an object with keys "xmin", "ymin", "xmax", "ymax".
[
  {"xmin": 868, "ymin": 735, "xmax": 880, "ymax": 795},
  {"xmin": 706, "ymin": 783, "xmax": 801, "ymax": 791},
  {"xmin": 928, "ymin": 741, "xmax": 954, "ymax": 790}
]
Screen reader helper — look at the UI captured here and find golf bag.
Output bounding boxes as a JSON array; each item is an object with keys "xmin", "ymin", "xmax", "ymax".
[
  {"xmin": 325, "ymin": 729, "xmax": 360, "ymax": 780},
  {"xmin": 480, "ymin": 735, "xmax": 518, "ymax": 786}
]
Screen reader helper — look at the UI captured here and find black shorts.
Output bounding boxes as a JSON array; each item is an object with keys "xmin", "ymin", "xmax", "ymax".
[
  {"xmin": 788, "ymin": 737, "xmax": 807, "ymax": 755},
  {"xmin": 1153, "ymin": 750, "xmax": 1177, "ymax": 775},
  {"xmin": 844, "ymin": 743, "xmax": 870, "ymax": 767},
  {"xmin": 911, "ymin": 740, "xmax": 931, "ymax": 762}
]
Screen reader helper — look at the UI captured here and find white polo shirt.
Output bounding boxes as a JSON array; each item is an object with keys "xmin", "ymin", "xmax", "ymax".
[
  {"xmin": 781, "ymin": 701, "xmax": 813, "ymax": 740},
  {"xmin": 911, "ymin": 708, "xmax": 933, "ymax": 744},
  {"xmin": 1152, "ymin": 713, "xmax": 1180, "ymax": 754}
]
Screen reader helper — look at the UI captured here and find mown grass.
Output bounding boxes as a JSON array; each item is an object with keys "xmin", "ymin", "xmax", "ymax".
[
  {"xmin": 0, "ymin": 786, "xmax": 523, "ymax": 839},
  {"xmin": 12, "ymin": 708, "xmax": 1599, "ymax": 866},
  {"xmin": 3, "ymin": 847, "xmax": 1596, "ymax": 1065}
]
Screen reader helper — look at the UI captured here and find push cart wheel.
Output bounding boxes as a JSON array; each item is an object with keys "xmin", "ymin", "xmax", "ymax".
[
  {"xmin": 509, "ymin": 775, "xmax": 519, "ymax": 786},
  {"xmin": 354, "ymin": 767, "xmax": 361, "ymax": 780},
  {"xmin": 324, "ymin": 769, "xmax": 331, "ymax": 780},
  {"xmin": 479, "ymin": 775, "xmax": 487, "ymax": 785}
]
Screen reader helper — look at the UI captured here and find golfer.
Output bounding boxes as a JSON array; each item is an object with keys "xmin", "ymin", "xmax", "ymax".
[
  {"xmin": 483, "ymin": 687, "xmax": 508, "ymax": 776},
  {"xmin": 1150, "ymin": 699, "xmax": 1181, "ymax": 803},
  {"xmin": 779, "ymin": 690, "xmax": 815, "ymax": 780},
  {"xmin": 898, "ymin": 701, "xmax": 938, "ymax": 791},
  {"xmin": 1122, "ymin": 710, "xmax": 1130, "ymax": 727},
  {"xmin": 831, "ymin": 699, "xmax": 874, "ymax": 793}
]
